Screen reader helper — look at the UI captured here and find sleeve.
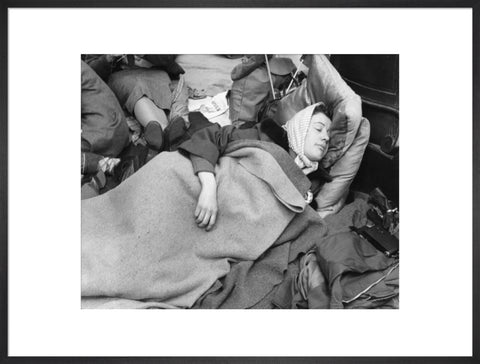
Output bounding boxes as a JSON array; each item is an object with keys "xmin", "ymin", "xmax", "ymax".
[
  {"xmin": 177, "ymin": 123, "xmax": 238, "ymax": 174},
  {"xmin": 190, "ymin": 155, "xmax": 215, "ymax": 175}
]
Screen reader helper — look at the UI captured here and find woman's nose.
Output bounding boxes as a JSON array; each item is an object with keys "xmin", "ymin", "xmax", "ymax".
[{"xmin": 320, "ymin": 129, "xmax": 329, "ymax": 141}]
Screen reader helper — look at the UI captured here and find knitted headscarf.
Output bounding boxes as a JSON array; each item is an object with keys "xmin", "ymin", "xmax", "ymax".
[{"xmin": 283, "ymin": 102, "xmax": 327, "ymax": 175}]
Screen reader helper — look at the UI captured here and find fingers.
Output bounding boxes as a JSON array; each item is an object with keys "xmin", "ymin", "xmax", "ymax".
[
  {"xmin": 199, "ymin": 212, "xmax": 210, "ymax": 228},
  {"xmin": 206, "ymin": 210, "xmax": 217, "ymax": 232},
  {"xmin": 194, "ymin": 204, "xmax": 201, "ymax": 218},
  {"xmin": 194, "ymin": 206, "xmax": 217, "ymax": 231},
  {"xmin": 195, "ymin": 207, "xmax": 205, "ymax": 224}
]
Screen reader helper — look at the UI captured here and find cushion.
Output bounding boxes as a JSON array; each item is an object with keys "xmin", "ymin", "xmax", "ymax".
[{"xmin": 316, "ymin": 117, "xmax": 370, "ymax": 217}]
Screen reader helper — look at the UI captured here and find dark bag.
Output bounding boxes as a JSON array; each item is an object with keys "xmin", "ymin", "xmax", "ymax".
[
  {"xmin": 229, "ymin": 56, "xmax": 296, "ymax": 124},
  {"xmin": 256, "ymin": 70, "xmax": 306, "ymax": 123}
]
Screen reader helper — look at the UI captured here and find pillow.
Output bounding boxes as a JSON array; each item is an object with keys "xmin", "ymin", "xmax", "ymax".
[{"xmin": 315, "ymin": 117, "xmax": 370, "ymax": 217}]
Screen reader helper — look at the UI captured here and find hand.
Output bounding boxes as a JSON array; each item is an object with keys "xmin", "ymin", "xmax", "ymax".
[{"xmin": 195, "ymin": 172, "xmax": 218, "ymax": 231}]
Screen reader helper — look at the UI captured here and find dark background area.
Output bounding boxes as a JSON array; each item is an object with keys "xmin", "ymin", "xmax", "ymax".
[{"xmin": 330, "ymin": 55, "xmax": 399, "ymax": 205}]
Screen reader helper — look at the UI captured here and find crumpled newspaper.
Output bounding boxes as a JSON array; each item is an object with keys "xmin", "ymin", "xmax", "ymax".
[{"xmin": 188, "ymin": 90, "xmax": 231, "ymax": 127}]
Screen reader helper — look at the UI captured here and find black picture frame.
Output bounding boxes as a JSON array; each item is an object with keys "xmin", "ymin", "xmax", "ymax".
[{"xmin": 1, "ymin": 1, "xmax": 478, "ymax": 363}]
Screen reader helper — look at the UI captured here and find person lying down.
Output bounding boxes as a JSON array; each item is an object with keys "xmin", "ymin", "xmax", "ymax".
[
  {"xmin": 177, "ymin": 102, "xmax": 333, "ymax": 231},
  {"xmin": 81, "ymin": 103, "xmax": 331, "ymax": 308}
]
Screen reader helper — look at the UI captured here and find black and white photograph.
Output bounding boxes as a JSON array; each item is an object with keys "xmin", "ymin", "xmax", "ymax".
[
  {"xmin": 4, "ymin": 5, "xmax": 476, "ymax": 360},
  {"xmin": 80, "ymin": 54, "xmax": 399, "ymax": 309}
]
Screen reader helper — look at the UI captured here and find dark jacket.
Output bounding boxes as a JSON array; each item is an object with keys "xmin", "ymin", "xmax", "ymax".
[{"xmin": 177, "ymin": 118, "xmax": 332, "ymax": 196}]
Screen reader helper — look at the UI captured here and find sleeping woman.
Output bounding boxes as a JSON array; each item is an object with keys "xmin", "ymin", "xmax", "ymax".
[
  {"xmin": 81, "ymin": 102, "xmax": 332, "ymax": 309},
  {"xmin": 177, "ymin": 102, "xmax": 333, "ymax": 231}
]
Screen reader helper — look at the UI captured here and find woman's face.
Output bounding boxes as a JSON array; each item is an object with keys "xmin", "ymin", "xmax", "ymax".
[{"xmin": 303, "ymin": 112, "xmax": 331, "ymax": 161}]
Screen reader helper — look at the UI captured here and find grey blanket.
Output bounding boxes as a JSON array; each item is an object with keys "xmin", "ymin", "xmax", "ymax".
[
  {"xmin": 82, "ymin": 141, "xmax": 319, "ymax": 308},
  {"xmin": 193, "ymin": 205, "xmax": 327, "ymax": 309}
]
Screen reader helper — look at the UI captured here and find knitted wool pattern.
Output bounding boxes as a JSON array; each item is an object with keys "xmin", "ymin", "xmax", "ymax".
[{"xmin": 283, "ymin": 102, "xmax": 325, "ymax": 175}]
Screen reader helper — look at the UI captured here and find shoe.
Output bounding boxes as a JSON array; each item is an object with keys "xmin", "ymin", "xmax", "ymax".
[
  {"xmin": 144, "ymin": 121, "xmax": 164, "ymax": 151},
  {"xmin": 164, "ymin": 62, "xmax": 185, "ymax": 80},
  {"xmin": 164, "ymin": 116, "xmax": 187, "ymax": 151}
]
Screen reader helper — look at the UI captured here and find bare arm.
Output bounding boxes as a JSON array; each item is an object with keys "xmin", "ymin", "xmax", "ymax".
[{"xmin": 195, "ymin": 171, "xmax": 218, "ymax": 231}]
